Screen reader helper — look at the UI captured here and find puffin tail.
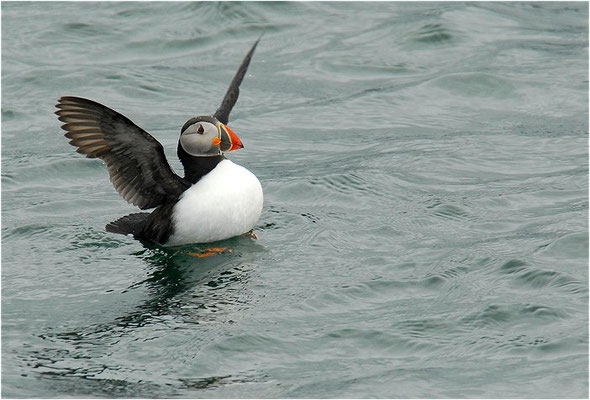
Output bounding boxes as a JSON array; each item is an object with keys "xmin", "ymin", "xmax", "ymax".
[{"xmin": 106, "ymin": 213, "xmax": 150, "ymax": 237}]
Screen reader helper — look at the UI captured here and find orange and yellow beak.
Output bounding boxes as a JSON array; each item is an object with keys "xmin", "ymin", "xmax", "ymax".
[{"xmin": 217, "ymin": 123, "xmax": 244, "ymax": 152}]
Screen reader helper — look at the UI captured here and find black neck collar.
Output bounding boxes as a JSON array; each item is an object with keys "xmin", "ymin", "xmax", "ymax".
[{"xmin": 177, "ymin": 144, "xmax": 225, "ymax": 184}]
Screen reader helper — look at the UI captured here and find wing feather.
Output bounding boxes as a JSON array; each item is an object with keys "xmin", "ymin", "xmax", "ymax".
[
  {"xmin": 214, "ymin": 38, "xmax": 261, "ymax": 125},
  {"xmin": 56, "ymin": 96, "xmax": 189, "ymax": 209}
]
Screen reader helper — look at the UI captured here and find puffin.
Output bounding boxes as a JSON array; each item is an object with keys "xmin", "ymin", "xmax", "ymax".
[{"xmin": 55, "ymin": 39, "xmax": 263, "ymax": 246}]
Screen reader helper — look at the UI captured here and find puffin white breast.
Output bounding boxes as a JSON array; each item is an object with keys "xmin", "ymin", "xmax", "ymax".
[{"xmin": 166, "ymin": 159, "xmax": 263, "ymax": 246}]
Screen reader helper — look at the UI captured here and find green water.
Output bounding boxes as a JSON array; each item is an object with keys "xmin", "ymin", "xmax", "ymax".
[{"xmin": 2, "ymin": 1, "xmax": 588, "ymax": 398}]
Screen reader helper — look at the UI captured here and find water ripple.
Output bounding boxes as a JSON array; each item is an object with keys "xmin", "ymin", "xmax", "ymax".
[{"xmin": 2, "ymin": 1, "xmax": 587, "ymax": 398}]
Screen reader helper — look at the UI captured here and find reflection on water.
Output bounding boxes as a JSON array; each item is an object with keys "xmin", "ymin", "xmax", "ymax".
[{"xmin": 25, "ymin": 237, "xmax": 264, "ymax": 397}]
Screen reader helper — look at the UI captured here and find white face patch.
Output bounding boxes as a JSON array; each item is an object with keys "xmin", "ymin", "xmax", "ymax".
[{"xmin": 179, "ymin": 121, "xmax": 220, "ymax": 156}]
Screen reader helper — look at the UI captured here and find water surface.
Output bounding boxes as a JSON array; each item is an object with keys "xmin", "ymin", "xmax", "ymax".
[{"xmin": 2, "ymin": 2, "xmax": 588, "ymax": 398}]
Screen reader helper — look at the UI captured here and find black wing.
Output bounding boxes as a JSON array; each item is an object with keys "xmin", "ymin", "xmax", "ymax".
[
  {"xmin": 56, "ymin": 96, "xmax": 190, "ymax": 210},
  {"xmin": 214, "ymin": 38, "xmax": 260, "ymax": 125}
]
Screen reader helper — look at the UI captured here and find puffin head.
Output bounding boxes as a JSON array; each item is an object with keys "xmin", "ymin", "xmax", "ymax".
[{"xmin": 179, "ymin": 116, "xmax": 243, "ymax": 156}]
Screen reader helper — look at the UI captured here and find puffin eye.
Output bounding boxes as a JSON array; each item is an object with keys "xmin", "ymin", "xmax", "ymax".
[{"xmin": 197, "ymin": 125, "xmax": 205, "ymax": 134}]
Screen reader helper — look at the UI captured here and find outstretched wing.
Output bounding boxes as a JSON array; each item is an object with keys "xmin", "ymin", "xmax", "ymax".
[
  {"xmin": 214, "ymin": 38, "xmax": 261, "ymax": 125},
  {"xmin": 56, "ymin": 96, "xmax": 190, "ymax": 209}
]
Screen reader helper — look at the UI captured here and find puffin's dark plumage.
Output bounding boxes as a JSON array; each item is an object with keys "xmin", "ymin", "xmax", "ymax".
[
  {"xmin": 105, "ymin": 212, "xmax": 149, "ymax": 236},
  {"xmin": 56, "ymin": 39, "xmax": 263, "ymax": 246},
  {"xmin": 215, "ymin": 38, "xmax": 260, "ymax": 125},
  {"xmin": 56, "ymin": 96, "xmax": 191, "ymax": 210}
]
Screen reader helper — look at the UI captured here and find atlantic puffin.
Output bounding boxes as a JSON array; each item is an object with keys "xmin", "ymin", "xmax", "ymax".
[{"xmin": 55, "ymin": 39, "xmax": 263, "ymax": 246}]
